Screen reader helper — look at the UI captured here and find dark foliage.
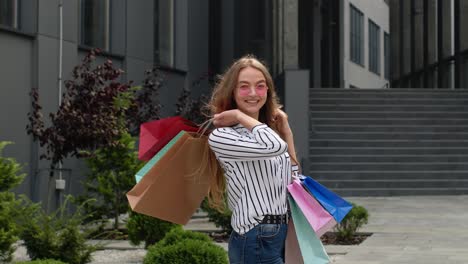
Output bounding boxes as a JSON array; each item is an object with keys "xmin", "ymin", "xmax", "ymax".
[
  {"xmin": 26, "ymin": 49, "xmax": 133, "ymax": 172},
  {"xmin": 126, "ymin": 67, "xmax": 164, "ymax": 135}
]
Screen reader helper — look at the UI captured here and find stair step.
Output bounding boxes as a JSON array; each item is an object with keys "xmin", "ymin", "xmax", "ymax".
[
  {"xmin": 312, "ymin": 132, "xmax": 468, "ymax": 140},
  {"xmin": 311, "ymin": 125, "xmax": 468, "ymax": 133},
  {"xmin": 310, "ymin": 162, "xmax": 468, "ymax": 171},
  {"xmin": 309, "ymin": 111, "xmax": 468, "ymax": 119},
  {"xmin": 332, "ymin": 188, "xmax": 468, "ymax": 197},
  {"xmin": 309, "ymin": 139, "xmax": 468, "ymax": 148},
  {"xmin": 310, "ymin": 104, "xmax": 468, "ymax": 112},
  {"xmin": 311, "ymin": 118, "xmax": 468, "ymax": 126},
  {"xmin": 310, "ymin": 98, "xmax": 468, "ymax": 105},
  {"xmin": 309, "ymin": 89, "xmax": 468, "ymax": 99},
  {"xmin": 309, "ymin": 154, "xmax": 468, "ymax": 163},
  {"xmin": 309, "ymin": 147, "xmax": 468, "ymax": 155},
  {"xmin": 319, "ymin": 179, "xmax": 468, "ymax": 189},
  {"xmin": 308, "ymin": 171, "xmax": 468, "ymax": 180}
]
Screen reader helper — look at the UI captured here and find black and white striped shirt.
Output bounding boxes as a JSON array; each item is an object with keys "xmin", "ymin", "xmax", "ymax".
[{"xmin": 208, "ymin": 123, "xmax": 299, "ymax": 234}]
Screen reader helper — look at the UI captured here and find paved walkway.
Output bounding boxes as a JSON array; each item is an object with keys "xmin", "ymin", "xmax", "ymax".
[
  {"xmin": 12, "ymin": 196, "xmax": 468, "ymax": 263},
  {"xmin": 330, "ymin": 196, "xmax": 468, "ymax": 264}
]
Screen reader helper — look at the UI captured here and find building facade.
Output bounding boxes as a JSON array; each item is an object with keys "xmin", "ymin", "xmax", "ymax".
[
  {"xmin": 389, "ymin": 0, "xmax": 468, "ymax": 88},
  {"xmin": 343, "ymin": 0, "xmax": 390, "ymax": 88},
  {"xmin": 1, "ymin": 0, "xmax": 395, "ymax": 206}
]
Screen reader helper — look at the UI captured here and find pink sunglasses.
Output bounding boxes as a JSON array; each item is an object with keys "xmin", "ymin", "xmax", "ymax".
[{"xmin": 237, "ymin": 84, "xmax": 268, "ymax": 97}]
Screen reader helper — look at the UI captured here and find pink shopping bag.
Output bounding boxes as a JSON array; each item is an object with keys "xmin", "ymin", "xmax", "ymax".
[{"xmin": 287, "ymin": 179, "xmax": 337, "ymax": 237}]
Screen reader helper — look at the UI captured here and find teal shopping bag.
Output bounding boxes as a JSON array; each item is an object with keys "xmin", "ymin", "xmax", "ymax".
[
  {"xmin": 134, "ymin": 131, "xmax": 185, "ymax": 183},
  {"xmin": 287, "ymin": 195, "xmax": 330, "ymax": 264}
]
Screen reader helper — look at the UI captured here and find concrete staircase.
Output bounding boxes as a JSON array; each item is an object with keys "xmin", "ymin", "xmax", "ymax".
[{"xmin": 308, "ymin": 88, "xmax": 468, "ymax": 196}]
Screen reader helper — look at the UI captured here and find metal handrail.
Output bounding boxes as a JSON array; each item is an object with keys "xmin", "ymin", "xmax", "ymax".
[{"xmin": 391, "ymin": 48, "xmax": 468, "ymax": 88}]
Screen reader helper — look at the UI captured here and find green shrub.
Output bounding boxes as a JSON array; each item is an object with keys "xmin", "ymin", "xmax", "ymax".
[
  {"xmin": 156, "ymin": 227, "xmax": 211, "ymax": 248},
  {"xmin": 335, "ymin": 202, "xmax": 369, "ymax": 241},
  {"xmin": 144, "ymin": 229, "xmax": 228, "ymax": 264},
  {"xmin": 200, "ymin": 199, "xmax": 232, "ymax": 234},
  {"xmin": 0, "ymin": 198, "xmax": 17, "ymax": 262},
  {"xmin": 15, "ymin": 259, "xmax": 67, "ymax": 264},
  {"xmin": 0, "ymin": 141, "xmax": 26, "ymax": 262},
  {"xmin": 78, "ymin": 132, "xmax": 143, "ymax": 229},
  {"xmin": 20, "ymin": 197, "xmax": 98, "ymax": 264},
  {"xmin": 127, "ymin": 212, "xmax": 179, "ymax": 248}
]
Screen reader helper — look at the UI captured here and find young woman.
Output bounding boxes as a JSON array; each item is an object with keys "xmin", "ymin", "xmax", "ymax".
[{"xmin": 206, "ymin": 55, "xmax": 299, "ymax": 264}]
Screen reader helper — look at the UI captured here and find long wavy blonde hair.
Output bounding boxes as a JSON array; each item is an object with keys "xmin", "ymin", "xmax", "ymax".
[{"xmin": 202, "ymin": 55, "xmax": 284, "ymax": 211}]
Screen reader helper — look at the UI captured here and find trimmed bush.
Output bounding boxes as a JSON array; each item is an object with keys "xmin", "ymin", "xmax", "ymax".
[
  {"xmin": 0, "ymin": 141, "xmax": 26, "ymax": 262},
  {"xmin": 20, "ymin": 197, "xmax": 98, "ymax": 264},
  {"xmin": 127, "ymin": 212, "xmax": 179, "ymax": 248},
  {"xmin": 144, "ymin": 229, "xmax": 228, "ymax": 264},
  {"xmin": 15, "ymin": 259, "xmax": 67, "ymax": 264},
  {"xmin": 156, "ymin": 227, "xmax": 211, "ymax": 247},
  {"xmin": 335, "ymin": 202, "xmax": 369, "ymax": 241}
]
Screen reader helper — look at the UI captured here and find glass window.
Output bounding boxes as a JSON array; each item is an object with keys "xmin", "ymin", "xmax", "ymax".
[
  {"xmin": 384, "ymin": 32, "xmax": 390, "ymax": 80},
  {"xmin": 81, "ymin": 0, "xmax": 110, "ymax": 50},
  {"xmin": 155, "ymin": 0, "xmax": 174, "ymax": 67},
  {"xmin": 0, "ymin": 0, "xmax": 19, "ymax": 29},
  {"xmin": 350, "ymin": 4, "xmax": 364, "ymax": 65},
  {"xmin": 368, "ymin": 19, "xmax": 380, "ymax": 75}
]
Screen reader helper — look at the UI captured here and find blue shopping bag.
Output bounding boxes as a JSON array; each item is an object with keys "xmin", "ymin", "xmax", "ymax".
[
  {"xmin": 301, "ymin": 175, "xmax": 353, "ymax": 223},
  {"xmin": 287, "ymin": 195, "xmax": 330, "ymax": 264}
]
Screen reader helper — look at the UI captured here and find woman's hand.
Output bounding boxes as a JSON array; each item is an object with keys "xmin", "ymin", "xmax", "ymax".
[
  {"xmin": 273, "ymin": 109, "xmax": 293, "ymax": 137},
  {"xmin": 213, "ymin": 109, "xmax": 241, "ymax": 127}
]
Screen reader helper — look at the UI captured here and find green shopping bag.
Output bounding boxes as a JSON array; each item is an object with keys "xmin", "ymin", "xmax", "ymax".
[{"xmin": 287, "ymin": 195, "xmax": 330, "ymax": 264}]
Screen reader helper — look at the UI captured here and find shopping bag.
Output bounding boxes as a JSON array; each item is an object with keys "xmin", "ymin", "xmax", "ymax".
[
  {"xmin": 285, "ymin": 219, "xmax": 305, "ymax": 264},
  {"xmin": 287, "ymin": 195, "xmax": 330, "ymax": 264},
  {"xmin": 134, "ymin": 131, "xmax": 185, "ymax": 183},
  {"xmin": 138, "ymin": 116, "xmax": 199, "ymax": 161},
  {"xmin": 301, "ymin": 176, "xmax": 353, "ymax": 223},
  {"xmin": 287, "ymin": 179, "xmax": 336, "ymax": 237},
  {"xmin": 127, "ymin": 131, "xmax": 214, "ymax": 224}
]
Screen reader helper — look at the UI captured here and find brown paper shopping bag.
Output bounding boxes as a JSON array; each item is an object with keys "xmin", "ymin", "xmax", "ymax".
[{"xmin": 127, "ymin": 131, "xmax": 213, "ymax": 225}]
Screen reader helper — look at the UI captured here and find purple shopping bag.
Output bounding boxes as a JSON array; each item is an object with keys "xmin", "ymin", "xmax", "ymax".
[{"xmin": 287, "ymin": 179, "xmax": 337, "ymax": 237}]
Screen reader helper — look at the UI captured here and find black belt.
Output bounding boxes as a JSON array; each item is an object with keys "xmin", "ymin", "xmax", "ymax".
[{"xmin": 261, "ymin": 214, "xmax": 289, "ymax": 224}]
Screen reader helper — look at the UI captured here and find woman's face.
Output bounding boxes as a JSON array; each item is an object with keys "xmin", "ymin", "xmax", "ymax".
[{"xmin": 234, "ymin": 66, "xmax": 268, "ymax": 120}]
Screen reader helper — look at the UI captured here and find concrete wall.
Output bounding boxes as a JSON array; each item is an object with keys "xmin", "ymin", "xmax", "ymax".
[
  {"xmin": 0, "ymin": 32, "xmax": 35, "ymax": 195},
  {"xmin": 343, "ymin": 0, "xmax": 390, "ymax": 88},
  {"xmin": 0, "ymin": 0, "xmax": 197, "ymax": 209}
]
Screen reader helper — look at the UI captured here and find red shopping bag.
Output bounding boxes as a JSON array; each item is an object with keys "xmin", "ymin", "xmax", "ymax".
[{"xmin": 138, "ymin": 116, "xmax": 199, "ymax": 161}]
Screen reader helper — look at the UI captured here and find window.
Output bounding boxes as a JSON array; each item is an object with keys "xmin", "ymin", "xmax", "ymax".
[
  {"xmin": 0, "ymin": 0, "xmax": 19, "ymax": 29},
  {"xmin": 155, "ymin": 0, "xmax": 174, "ymax": 67},
  {"xmin": 368, "ymin": 19, "xmax": 380, "ymax": 75},
  {"xmin": 81, "ymin": 0, "xmax": 110, "ymax": 50},
  {"xmin": 350, "ymin": 4, "xmax": 364, "ymax": 65},
  {"xmin": 384, "ymin": 32, "xmax": 390, "ymax": 80}
]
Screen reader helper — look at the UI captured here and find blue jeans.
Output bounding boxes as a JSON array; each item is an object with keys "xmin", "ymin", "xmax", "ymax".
[{"xmin": 228, "ymin": 223, "xmax": 288, "ymax": 264}]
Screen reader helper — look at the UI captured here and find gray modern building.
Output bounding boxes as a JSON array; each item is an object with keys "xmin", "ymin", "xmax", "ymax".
[
  {"xmin": 1, "ymin": 0, "xmax": 466, "ymax": 208},
  {"xmin": 0, "ymin": 0, "xmax": 315, "ymax": 208}
]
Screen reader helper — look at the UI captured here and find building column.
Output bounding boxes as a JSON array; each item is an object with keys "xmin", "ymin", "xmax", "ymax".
[
  {"xmin": 460, "ymin": 0, "xmax": 468, "ymax": 88},
  {"xmin": 283, "ymin": 70, "xmax": 309, "ymax": 173},
  {"xmin": 426, "ymin": 0, "xmax": 438, "ymax": 87},
  {"xmin": 282, "ymin": 0, "xmax": 299, "ymax": 69}
]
